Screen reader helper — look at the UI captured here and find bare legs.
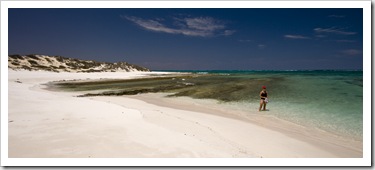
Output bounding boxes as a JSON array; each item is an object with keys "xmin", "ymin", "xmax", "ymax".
[{"xmin": 259, "ymin": 99, "xmax": 267, "ymax": 111}]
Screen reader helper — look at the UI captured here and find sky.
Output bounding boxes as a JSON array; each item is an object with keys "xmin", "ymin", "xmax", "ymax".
[{"xmin": 8, "ymin": 8, "xmax": 363, "ymax": 70}]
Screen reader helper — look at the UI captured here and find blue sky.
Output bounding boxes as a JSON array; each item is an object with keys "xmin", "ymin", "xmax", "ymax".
[{"xmin": 8, "ymin": 8, "xmax": 363, "ymax": 70}]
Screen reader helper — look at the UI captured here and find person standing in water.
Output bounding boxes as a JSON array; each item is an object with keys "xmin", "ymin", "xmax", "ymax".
[{"xmin": 259, "ymin": 86, "xmax": 268, "ymax": 111}]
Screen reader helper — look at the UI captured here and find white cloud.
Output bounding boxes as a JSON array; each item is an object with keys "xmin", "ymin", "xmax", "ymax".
[
  {"xmin": 335, "ymin": 40, "xmax": 357, "ymax": 43},
  {"xmin": 223, "ymin": 30, "xmax": 236, "ymax": 36},
  {"xmin": 185, "ymin": 17, "xmax": 225, "ymax": 31},
  {"xmin": 123, "ymin": 16, "xmax": 179, "ymax": 34},
  {"xmin": 238, "ymin": 39, "xmax": 252, "ymax": 43},
  {"xmin": 341, "ymin": 49, "xmax": 362, "ymax": 56},
  {"xmin": 284, "ymin": 34, "xmax": 310, "ymax": 39},
  {"xmin": 314, "ymin": 27, "xmax": 357, "ymax": 35},
  {"xmin": 122, "ymin": 15, "xmax": 233, "ymax": 37},
  {"xmin": 258, "ymin": 44, "xmax": 266, "ymax": 49},
  {"xmin": 328, "ymin": 15, "xmax": 345, "ymax": 18},
  {"xmin": 315, "ymin": 35, "xmax": 326, "ymax": 38}
]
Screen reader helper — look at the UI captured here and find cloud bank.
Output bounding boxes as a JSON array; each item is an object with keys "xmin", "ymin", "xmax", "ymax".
[
  {"xmin": 314, "ymin": 27, "xmax": 357, "ymax": 35},
  {"xmin": 341, "ymin": 49, "xmax": 362, "ymax": 56},
  {"xmin": 284, "ymin": 34, "xmax": 310, "ymax": 39},
  {"xmin": 123, "ymin": 15, "xmax": 234, "ymax": 37},
  {"xmin": 328, "ymin": 15, "xmax": 345, "ymax": 18}
]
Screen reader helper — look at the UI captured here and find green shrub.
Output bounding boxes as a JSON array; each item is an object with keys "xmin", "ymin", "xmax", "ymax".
[
  {"xmin": 55, "ymin": 56, "xmax": 64, "ymax": 62},
  {"xmin": 11, "ymin": 62, "xmax": 20, "ymax": 66},
  {"xmin": 9, "ymin": 55, "xmax": 23, "ymax": 59},
  {"xmin": 21, "ymin": 65, "xmax": 32, "ymax": 71},
  {"xmin": 45, "ymin": 58, "xmax": 52, "ymax": 63},
  {"xmin": 28, "ymin": 60, "xmax": 38, "ymax": 65},
  {"xmin": 27, "ymin": 54, "xmax": 39, "ymax": 60}
]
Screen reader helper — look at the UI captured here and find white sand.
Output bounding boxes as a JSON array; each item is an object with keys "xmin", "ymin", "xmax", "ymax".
[{"xmin": 7, "ymin": 69, "xmax": 362, "ymax": 159}]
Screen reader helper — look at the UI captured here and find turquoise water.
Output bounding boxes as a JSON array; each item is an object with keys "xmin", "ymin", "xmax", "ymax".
[
  {"xmin": 159, "ymin": 70, "xmax": 363, "ymax": 140},
  {"xmin": 55, "ymin": 70, "xmax": 363, "ymax": 140}
]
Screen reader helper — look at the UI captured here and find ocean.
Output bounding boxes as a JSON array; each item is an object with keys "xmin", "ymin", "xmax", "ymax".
[{"xmin": 55, "ymin": 70, "xmax": 363, "ymax": 140}]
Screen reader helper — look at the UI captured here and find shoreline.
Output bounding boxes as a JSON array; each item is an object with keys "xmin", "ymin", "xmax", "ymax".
[
  {"xmin": 125, "ymin": 93, "xmax": 362, "ymax": 157},
  {"xmin": 8, "ymin": 69, "xmax": 362, "ymax": 158}
]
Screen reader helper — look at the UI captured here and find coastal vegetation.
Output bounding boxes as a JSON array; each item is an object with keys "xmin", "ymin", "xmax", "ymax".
[{"xmin": 8, "ymin": 54, "xmax": 150, "ymax": 72}]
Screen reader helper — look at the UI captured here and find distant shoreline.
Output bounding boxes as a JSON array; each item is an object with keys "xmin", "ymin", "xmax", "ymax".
[{"xmin": 152, "ymin": 69, "xmax": 363, "ymax": 73}]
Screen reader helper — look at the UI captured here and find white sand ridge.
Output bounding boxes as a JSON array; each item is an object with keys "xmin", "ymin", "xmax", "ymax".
[{"xmin": 8, "ymin": 54, "xmax": 150, "ymax": 73}]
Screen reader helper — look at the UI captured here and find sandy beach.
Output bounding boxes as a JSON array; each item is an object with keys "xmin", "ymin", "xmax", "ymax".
[{"xmin": 7, "ymin": 69, "xmax": 362, "ymax": 158}]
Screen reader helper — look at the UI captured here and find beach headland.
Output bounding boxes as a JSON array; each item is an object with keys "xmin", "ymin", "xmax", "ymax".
[{"xmin": 8, "ymin": 69, "xmax": 362, "ymax": 158}]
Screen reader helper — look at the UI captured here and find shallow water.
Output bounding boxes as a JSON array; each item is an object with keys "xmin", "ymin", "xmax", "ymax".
[{"xmin": 54, "ymin": 70, "xmax": 363, "ymax": 140}]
